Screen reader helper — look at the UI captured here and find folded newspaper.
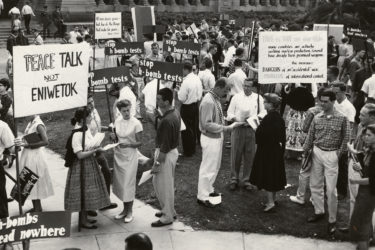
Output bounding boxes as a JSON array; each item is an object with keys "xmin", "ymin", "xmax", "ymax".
[{"xmin": 246, "ymin": 111, "xmax": 267, "ymax": 130}]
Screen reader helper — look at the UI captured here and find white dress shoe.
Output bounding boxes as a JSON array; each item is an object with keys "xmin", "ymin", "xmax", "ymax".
[
  {"xmin": 114, "ymin": 214, "xmax": 126, "ymax": 220},
  {"xmin": 124, "ymin": 215, "xmax": 133, "ymax": 223}
]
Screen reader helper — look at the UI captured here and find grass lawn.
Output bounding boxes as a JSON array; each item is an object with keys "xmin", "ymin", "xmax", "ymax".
[{"xmin": 22, "ymin": 91, "xmax": 351, "ymax": 241}]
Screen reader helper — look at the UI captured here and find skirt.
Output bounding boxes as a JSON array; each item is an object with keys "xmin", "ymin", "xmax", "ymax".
[
  {"xmin": 350, "ymin": 185, "xmax": 375, "ymax": 242},
  {"xmin": 64, "ymin": 156, "xmax": 110, "ymax": 211},
  {"xmin": 19, "ymin": 148, "xmax": 54, "ymax": 200},
  {"xmin": 113, "ymin": 147, "xmax": 138, "ymax": 202},
  {"xmin": 285, "ymin": 109, "xmax": 307, "ymax": 152}
]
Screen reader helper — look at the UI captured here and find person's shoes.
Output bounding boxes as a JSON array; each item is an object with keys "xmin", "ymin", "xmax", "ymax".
[
  {"xmin": 197, "ymin": 199, "xmax": 216, "ymax": 208},
  {"xmin": 124, "ymin": 215, "xmax": 133, "ymax": 223},
  {"xmin": 328, "ymin": 222, "xmax": 336, "ymax": 237},
  {"xmin": 307, "ymin": 213, "xmax": 325, "ymax": 223},
  {"xmin": 155, "ymin": 212, "xmax": 177, "ymax": 219},
  {"xmin": 338, "ymin": 226, "xmax": 349, "ymax": 233},
  {"xmin": 80, "ymin": 224, "xmax": 98, "ymax": 229},
  {"xmin": 229, "ymin": 182, "xmax": 238, "ymax": 191},
  {"xmin": 244, "ymin": 183, "xmax": 256, "ymax": 190},
  {"xmin": 114, "ymin": 213, "xmax": 126, "ymax": 220},
  {"xmin": 100, "ymin": 203, "xmax": 118, "ymax": 211},
  {"xmin": 209, "ymin": 192, "xmax": 221, "ymax": 197},
  {"xmin": 263, "ymin": 203, "xmax": 276, "ymax": 213},
  {"xmin": 87, "ymin": 211, "xmax": 97, "ymax": 217},
  {"xmin": 151, "ymin": 220, "xmax": 173, "ymax": 227},
  {"xmin": 289, "ymin": 195, "xmax": 305, "ymax": 205}
]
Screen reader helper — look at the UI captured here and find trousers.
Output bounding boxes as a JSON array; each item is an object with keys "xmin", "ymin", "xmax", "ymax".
[
  {"xmin": 197, "ymin": 134, "xmax": 223, "ymax": 201},
  {"xmin": 348, "ymin": 159, "xmax": 360, "ymax": 218},
  {"xmin": 230, "ymin": 127, "xmax": 256, "ymax": 184},
  {"xmin": 180, "ymin": 102, "xmax": 198, "ymax": 156},
  {"xmin": 153, "ymin": 148, "xmax": 178, "ymax": 224},
  {"xmin": 310, "ymin": 146, "xmax": 339, "ymax": 223},
  {"xmin": 0, "ymin": 162, "xmax": 8, "ymax": 219},
  {"xmin": 296, "ymin": 163, "xmax": 312, "ymax": 201}
]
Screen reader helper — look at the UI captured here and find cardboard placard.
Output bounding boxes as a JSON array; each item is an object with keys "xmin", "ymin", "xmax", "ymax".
[
  {"xmin": 0, "ymin": 212, "xmax": 71, "ymax": 244},
  {"xmin": 138, "ymin": 59, "xmax": 184, "ymax": 83},
  {"xmin": 104, "ymin": 41, "xmax": 144, "ymax": 56},
  {"xmin": 10, "ymin": 167, "xmax": 39, "ymax": 206},
  {"xmin": 313, "ymin": 24, "xmax": 344, "ymax": 44},
  {"xmin": 89, "ymin": 66, "xmax": 132, "ymax": 87},
  {"xmin": 258, "ymin": 31, "xmax": 327, "ymax": 84},
  {"xmin": 163, "ymin": 40, "xmax": 201, "ymax": 56},
  {"xmin": 95, "ymin": 12, "xmax": 122, "ymax": 40},
  {"xmin": 13, "ymin": 44, "xmax": 90, "ymax": 118}
]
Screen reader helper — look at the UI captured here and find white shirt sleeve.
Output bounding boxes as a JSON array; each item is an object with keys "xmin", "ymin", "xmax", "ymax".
[
  {"xmin": 361, "ymin": 80, "xmax": 369, "ymax": 95},
  {"xmin": 178, "ymin": 80, "xmax": 189, "ymax": 103},
  {"xmin": 208, "ymin": 74, "xmax": 215, "ymax": 89},
  {"xmin": 258, "ymin": 95, "xmax": 265, "ymax": 114},
  {"xmin": 72, "ymin": 132, "xmax": 83, "ymax": 153}
]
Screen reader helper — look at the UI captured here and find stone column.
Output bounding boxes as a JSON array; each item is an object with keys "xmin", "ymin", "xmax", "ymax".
[{"xmin": 140, "ymin": 0, "xmax": 150, "ymax": 5}]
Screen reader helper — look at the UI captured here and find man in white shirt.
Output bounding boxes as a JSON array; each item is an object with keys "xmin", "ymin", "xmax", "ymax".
[
  {"xmin": 227, "ymin": 59, "xmax": 247, "ymax": 99},
  {"xmin": 69, "ymin": 26, "xmax": 81, "ymax": 44},
  {"xmin": 332, "ymin": 82, "xmax": 356, "ymax": 200},
  {"xmin": 198, "ymin": 58, "xmax": 215, "ymax": 96},
  {"xmin": 8, "ymin": 6, "xmax": 20, "ymax": 30},
  {"xmin": 222, "ymin": 39, "xmax": 236, "ymax": 67},
  {"xmin": 361, "ymin": 62, "xmax": 375, "ymax": 104},
  {"xmin": 238, "ymin": 35, "xmax": 251, "ymax": 61},
  {"xmin": 21, "ymin": 1, "xmax": 35, "ymax": 34},
  {"xmin": 146, "ymin": 42, "xmax": 163, "ymax": 62},
  {"xmin": 178, "ymin": 62, "xmax": 203, "ymax": 157},
  {"xmin": 227, "ymin": 79, "xmax": 264, "ymax": 190}
]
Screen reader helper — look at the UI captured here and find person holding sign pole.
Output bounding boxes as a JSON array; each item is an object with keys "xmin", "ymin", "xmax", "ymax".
[
  {"xmin": 64, "ymin": 109, "xmax": 110, "ymax": 229},
  {"xmin": 178, "ymin": 62, "xmax": 203, "ymax": 157},
  {"xmin": 111, "ymin": 99, "xmax": 143, "ymax": 223},
  {"xmin": 14, "ymin": 115, "xmax": 53, "ymax": 212}
]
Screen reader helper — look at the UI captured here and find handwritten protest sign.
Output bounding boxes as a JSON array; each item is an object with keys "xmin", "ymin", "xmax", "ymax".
[
  {"xmin": 0, "ymin": 212, "xmax": 71, "ymax": 244},
  {"xmin": 104, "ymin": 41, "xmax": 144, "ymax": 56},
  {"xmin": 95, "ymin": 12, "xmax": 122, "ymax": 39},
  {"xmin": 138, "ymin": 59, "xmax": 184, "ymax": 83},
  {"xmin": 258, "ymin": 31, "xmax": 327, "ymax": 84},
  {"xmin": 89, "ymin": 66, "xmax": 131, "ymax": 87},
  {"xmin": 163, "ymin": 40, "xmax": 201, "ymax": 56},
  {"xmin": 313, "ymin": 24, "xmax": 343, "ymax": 44},
  {"xmin": 346, "ymin": 27, "xmax": 368, "ymax": 39},
  {"xmin": 10, "ymin": 167, "xmax": 39, "ymax": 206},
  {"xmin": 13, "ymin": 44, "xmax": 91, "ymax": 118}
]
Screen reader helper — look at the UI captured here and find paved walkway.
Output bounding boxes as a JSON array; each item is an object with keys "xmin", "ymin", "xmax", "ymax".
[{"xmin": 4, "ymin": 148, "xmax": 370, "ymax": 250}]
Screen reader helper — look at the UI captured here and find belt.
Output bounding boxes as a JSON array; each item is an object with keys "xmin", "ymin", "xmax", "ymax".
[
  {"xmin": 182, "ymin": 102, "xmax": 198, "ymax": 106},
  {"xmin": 315, "ymin": 145, "xmax": 337, "ymax": 152}
]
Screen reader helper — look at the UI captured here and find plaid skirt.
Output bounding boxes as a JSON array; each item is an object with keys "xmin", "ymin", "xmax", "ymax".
[{"xmin": 64, "ymin": 156, "xmax": 110, "ymax": 211}]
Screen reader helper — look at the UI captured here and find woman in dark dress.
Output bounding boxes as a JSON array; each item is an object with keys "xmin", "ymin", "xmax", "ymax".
[
  {"xmin": 350, "ymin": 124, "xmax": 375, "ymax": 250},
  {"xmin": 250, "ymin": 93, "xmax": 286, "ymax": 212}
]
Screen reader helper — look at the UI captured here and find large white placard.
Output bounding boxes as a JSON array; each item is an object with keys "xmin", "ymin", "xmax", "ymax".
[
  {"xmin": 95, "ymin": 12, "xmax": 122, "ymax": 39},
  {"xmin": 13, "ymin": 44, "xmax": 91, "ymax": 118},
  {"xmin": 258, "ymin": 31, "xmax": 327, "ymax": 84},
  {"xmin": 313, "ymin": 24, "xmax": 344, "ymax": 44}
]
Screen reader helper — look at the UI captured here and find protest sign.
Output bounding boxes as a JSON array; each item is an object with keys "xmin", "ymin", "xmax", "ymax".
[
  {"xmin": 95, "ymin": 12, "xmax": 122, "ymax": 39},
  {"xmin": 163, "ymin": 40, "xmax": 201, "ymax": 56},
  {"xmin": 131, "ymin": 6, "xmax": 155, "ymax": 42},
  {"xmin": 346, "ymin": 27, "xmax": 368, "ymax": 39},
  {"xmin": 219, "ymin": 1, "xmax": 233, "ymax": 12},
  {"xmin": 10, "ymin": 167, "xmax": 38, "ymax": 206},
  {"xmin": 13, "ymin": 44, "xmax": 91, "ymax": 118},
  {"xmin": 138, "ymin": 59, "xmax": 184, "ymax": 83},
  {"xmin": 0, "ymin": 211, "xmax": 71, "ymax": 244},
  {"xmin": 258, "ymin": 31, "xmax": 327, "ymax": 84},
  {"xmin": 313, "ymin": 24, "xmax": 343, "ymax": 44},
  {"xmin": 104, "ymin": 41, "xmax": 144, "ymax": 56},
  {"xmin": 89, "ymin": 66, "xmax": 131, "ymax": 87}
]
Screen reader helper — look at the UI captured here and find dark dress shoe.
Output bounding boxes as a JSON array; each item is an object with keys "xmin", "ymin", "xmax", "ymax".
[
  {"xmin": 328, "ymin": 222, "xmax": 336, "ymax": 235},
  {"xmin": 151, "ymin": 220, "xmax": 173, "ymax": 227},
  {"xmin": 87, "ymin": 211, "xmax": 97, "ymax": 217},
  {"xmin": 80, "ymin": 224, "xmax": 98, "ymax": 229},
  {"xmin": 307, "ymin": 213, "xmax": 325, "ymax": 223},
  {"xmin": 197, "ymin": 199, "xmax": 216, "ymax": 208},
  {"xmin": 100, "ymin": 203, "xmax": 118, "ymax": 211},
  {"xmin": 209, "ymin": 192, "xmax": 221, "ymax": 197},
  {"xmin": 155, "ymin": 212, "xmax": 176, "ymax": 219},
  {"xmin": 229, "ymin": 183, "xmax": 238, "ymax": 191}
]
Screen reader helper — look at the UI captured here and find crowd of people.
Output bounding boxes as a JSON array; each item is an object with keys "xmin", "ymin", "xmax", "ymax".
[{"xmin": 1, "ymin": 9, "xmax": 375, "ymax": 250}]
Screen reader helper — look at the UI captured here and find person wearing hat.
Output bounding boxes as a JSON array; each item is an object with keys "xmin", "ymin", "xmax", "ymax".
[{"xmin": 250, "ymin": 93, "xmax": 286, "ymax": 212}]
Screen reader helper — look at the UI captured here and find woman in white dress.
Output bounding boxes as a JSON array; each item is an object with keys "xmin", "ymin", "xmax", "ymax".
[
  {"xmin": 14, "ymin": 115, "xmax": 53, "ymax": 212},
  {"xmin": 112, "ymin": 99, "xmax": 143, "ymax": 223}
]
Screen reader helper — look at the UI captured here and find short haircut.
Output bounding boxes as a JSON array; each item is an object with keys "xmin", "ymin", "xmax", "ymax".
[
  {"xmin": 151, "ymin": 42, "xmax": 159, "ymax": 49},
  {"xmin": 158, "ymin": 88, "xmax": 173, "ymax": 105},
  {"xmin": 233, "ymin": 58, "xmax": 242, "ymax": 67},
  {"xmin": 116, "ymin": 99, "xmax": 132, "ymax": 110},
  {"xmin": 76, "ymin": 36, "xmax": 83, "ymax": 43},
  {"xmin": 363, "ymin": 103, "xmax": 375, "ymax": 117},
  {"xmin": 125, "ymin": 233, "xmax": 152, "ymax": 250},
  {"xmin": 235, "ymin": 48, "xmax": 244, "ymax": 56},
  {"xmin": 320, "ymin": 89, "xmax": 336, "ymax": 102},
  {"xmin": 0, "ymin": 78, "xmax": 10, "ymax": 90},
  {"xmin": 328, "ymin": 66, "xmax": 339, "ymax": 77},
  {"xmin": 366, "ymin": 124, "xmax": 375, "ymax": 136},
  {"xmin": 165, "ymin": 55, "xmax": 174, "ymax": 63},
  {"xmin": 204, "ymin": 58, "xmax": 213, "ymax": 69},
  {"xmin": 183, "ymin": 62, "xmax": 193, "ymax": 72},
  {"xmin": 202, "ymin": 41, "xmax": 208, "ymax": 47},
  {"xmin": 228, "ymin": 39, "xmax": 235, "ymax": 45},
  {"xmin": 215, "ymin": 77, "xmax": 227, "ymax": 89},
  {"xmin": 317, "ymin": 87, "xmax": 326, "ymax": 98},
  {"xmin": 332, "ymin": 82, "xmax": 346, "ymax": 92},
  {"xmin": 328, "ymin": 35, "xmax": 335, "ymax": 40},
  {"xmin": 342, "ymin": 37, "xmax": 348, "ymax": 43}
]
